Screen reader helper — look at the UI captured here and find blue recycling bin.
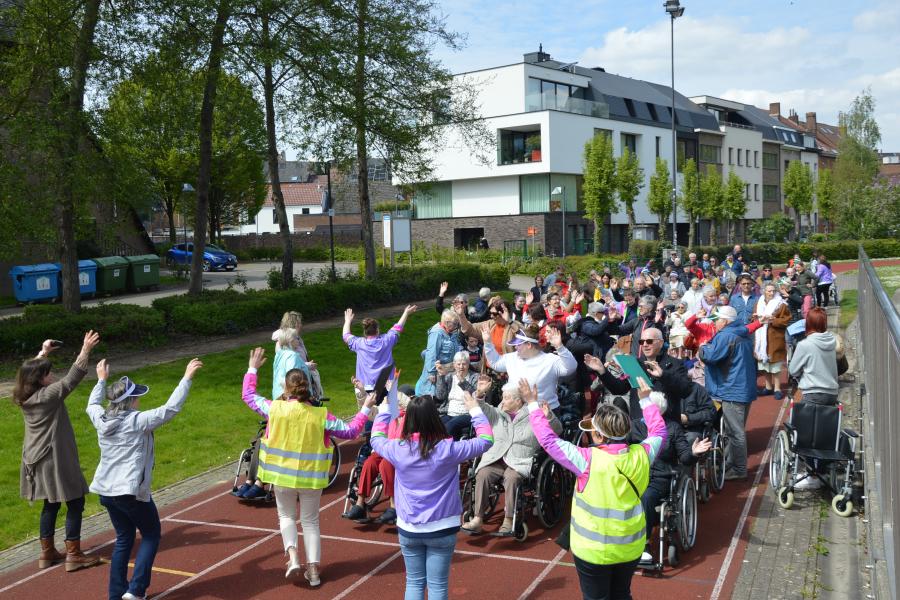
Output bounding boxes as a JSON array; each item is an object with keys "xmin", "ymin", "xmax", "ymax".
[
  {"xmin": 8, "ymin": 263, "xmax": 61, "ymax": 303},
  {"xmin": 52, "ymin": 260, "xmax": 98, "ymax": 297}
]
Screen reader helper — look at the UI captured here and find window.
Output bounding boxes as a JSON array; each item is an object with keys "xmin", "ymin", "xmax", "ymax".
[
  {"xmin": 656, "ymin": 136, "xmax": 661, "ymax": 158},
  {"xmin": 737, "ymin": 149, "xmax": 742, "ymax": 166},
  {"xmin": 247, "ymin": 212, "xmax": 255, "ymax": 225},
  {"xmin": 754, "ymin": 184, "xmax": 759, "ymax": 201},
  {"xmin": 624, "ymin": 99, "xmax": 637, "ymax": 118},
  {"xmin": 302, "ymin": 208, "xmax": 310, "ymax": 214},
  {"xmin": 594, "ymin": 128, "xmax": 612, "ymax": 139},
  {"xmin": 367, "ymin": 163, "xmax": 388, "ymax": 180},
  {"xmin": 754, "ymin": 151, "xmax": 759, "ymax": 168},
  {"xmin": 763, "ymin": 152, "xmax": 778, "ymax": 169},
  {"xmin": 531, "ymin": 78, "xmax": 577, "ymax": 111},
  {"xmin": 414, "ymin": 182, "xmax": 452, "ymax": 218},
  {"xmin": 699, "ymin": 144, "xmax": 721, "ymax": 164},
  {"xmin": 744, "ymin": 184, "xmax": 750, "ymax": 200},
  {"xmin": 621, "ymin": 133, "xmax": 637, "ymax": 155},
  {"xmin": 498, "ymin": 129, "xmax": 541, "ymax": 165},
  {"xmin": 728, "ymin": 147, "xmax": 734, "ymax": 165},
  {"xmin": 676, "ymin": 139, "xmax": 686, "ymax": 171},
  {"xmin": 648, "ymin": 104, "xmax": 659, "ymax": 121},
  {"xmin": 764, "ymin": 185, "xmax": 779, "ymax": 201}
]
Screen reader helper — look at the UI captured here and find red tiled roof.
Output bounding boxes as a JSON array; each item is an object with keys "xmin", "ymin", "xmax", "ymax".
[
  {"xmin": 774, "ymin": 114, "xmax": 840, "ymax": 155},
  {"xmin": 264, "ymin": 177, "xmax": 327, "ymax": 207}
]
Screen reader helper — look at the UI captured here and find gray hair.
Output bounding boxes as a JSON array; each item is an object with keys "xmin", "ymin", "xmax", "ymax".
[
  {"xmin": 638, "ymin": 295, "xmax": 657, "ymax": 310},
  {"xmin": 277, "ymin": 327, "xmax": 299, "ymax": 348},
  {"xmin": 440, "ymin": 309, "xmax": 460, "ymax": 326},
  {"xmin": 501, "ymin": 381, "xmax": 523, "ymax": 400},
  {"xmin": 648, "ymin": 391, "xmax": 668, "ymax": 414},
  {"xmin": 105, "ymin": 380, "xmax": 139, "ymax": 417},
  {"xmin": 453, "ymin": 351, "xmax": 470, "ymax": 364},
  {"xmin": 479, "ymin": 287, "xmax": 491, "ymax": 299},
  {"xmin": 702, "ymin": 285, "xmax": 716, "ymax": 296},
  {"xmin": 453, "ymin": 293, "xmax": 468, "ymax": 304},
  {"xmin": 587, "ymin": 301, "xmax": 604, "ymax": 314}
]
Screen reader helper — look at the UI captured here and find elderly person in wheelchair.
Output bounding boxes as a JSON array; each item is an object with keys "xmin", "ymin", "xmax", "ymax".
[
  {"xmin": 435, "ymin": 351, "xmax": 481, "ymax": 440},
  {"xmin": 461, "ymin": 375, "xmax": 561, "ymax": 536},
  {"xmin": 629, "ymin": 391, "xmax": 711, "ymax": 567}
]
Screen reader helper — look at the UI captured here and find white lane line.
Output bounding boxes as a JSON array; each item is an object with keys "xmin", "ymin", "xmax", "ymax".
[
  {"xmin": 709, "ymin": 398, "xmax": 789, "ymax": 600},
  {"xmin": 330, "ymin": 550, "xmax": 403, "ymax": 600},
  {"xmin": 516, "ymin": 548, "xmax": 567, "ymax": 600},
  {"xmin": 153, "ymin": 532, "xmax": 280, "ymax": 599},
  {"xmin": 163, "ymin": 490, "xmax": 232, "ymax": 520}
]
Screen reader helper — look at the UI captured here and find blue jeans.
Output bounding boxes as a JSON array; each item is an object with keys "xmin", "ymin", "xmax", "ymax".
[
  {"xmin": 440, "ymin": 414, "xmax": 472, "ymax": 440},
  {"xmin": 100, "ymin": 495, "xmax": 161, "ymax": 600},
  {"xmin": 398, "ymin": 532, "xmax": 457, "ymax": 600}
]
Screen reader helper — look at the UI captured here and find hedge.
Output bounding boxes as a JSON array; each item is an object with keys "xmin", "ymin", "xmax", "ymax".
[{"xmin": 150, "ymin": 264, "xmax": 509, "ymax": 337}]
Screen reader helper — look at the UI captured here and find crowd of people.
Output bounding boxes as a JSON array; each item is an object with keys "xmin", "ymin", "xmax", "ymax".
[{"xmin": 10, "ymin": 244, "xmax": 846, "ymax": 600}]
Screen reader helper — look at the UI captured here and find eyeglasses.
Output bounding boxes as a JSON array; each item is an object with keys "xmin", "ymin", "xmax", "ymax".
[{"xmin": 639, "ymin": 339, "xmax": 658, "ymax": 345}]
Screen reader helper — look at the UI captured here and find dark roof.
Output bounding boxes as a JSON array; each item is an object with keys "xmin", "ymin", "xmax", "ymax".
[{"xmin": 527, "ymin": 57, "xmax": 719, "ymax": 132}]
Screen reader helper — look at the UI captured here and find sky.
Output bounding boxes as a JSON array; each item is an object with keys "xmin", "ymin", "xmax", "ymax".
[{"xmin": 430, "ymin": 0, "xmax": 900, "ymax": 151}]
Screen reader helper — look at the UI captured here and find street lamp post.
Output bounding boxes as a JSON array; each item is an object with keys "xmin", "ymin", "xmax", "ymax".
[
  {"xmin": 551, "ymin": 186, "xmax": 566, "ymax": 258},
  {"xmin": 665, "ymin": 0, "xmax": 684, "ymax": 250}
]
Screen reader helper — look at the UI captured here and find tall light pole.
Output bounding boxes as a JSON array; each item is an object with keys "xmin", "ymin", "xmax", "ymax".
[
  {"xmin": 551, "ymin": 186, "xmax": 566, "ymax": 258},
  {"xmin": 665, "ymin": 0, "xmax": 684, "ymax": 250}
]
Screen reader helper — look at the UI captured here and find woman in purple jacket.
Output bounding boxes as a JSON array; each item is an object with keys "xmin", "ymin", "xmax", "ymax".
[{"xmin": 371, "ymin": 393, "xmax": 493, "ymax": 600}]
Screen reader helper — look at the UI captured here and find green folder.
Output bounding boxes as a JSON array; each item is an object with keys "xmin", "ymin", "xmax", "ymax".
[{"xmin": 613, "ymin": 354, "xmax": 652, "ymax": 388}]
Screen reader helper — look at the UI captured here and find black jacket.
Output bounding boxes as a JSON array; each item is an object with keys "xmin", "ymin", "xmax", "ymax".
[
  {"xmin": 680, "ymin": 383, "xmax": 717, "ymax": 431},
  {"xmin": 572, "ymin": 315, "xmax": 614, "ymax": 359},
  {"xmin": 599, "ymin": 353, "xmax": 692, "ymax": 420},
  {"xmin": 630, "ymin": 418, "xmax": 697, "ymax": 482},
  {"xmin": 608, "ymin": 314, "xmax": 668, "ymax": 357}
]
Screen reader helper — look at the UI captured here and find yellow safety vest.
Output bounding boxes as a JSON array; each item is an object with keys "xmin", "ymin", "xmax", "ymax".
[
  {"xmin": 257, "ymin": 400, "xmax": 332, "ymax": 490},
  {"xmin": 570, "ymin": 445, "xmax": 650, "ymax": 565}
]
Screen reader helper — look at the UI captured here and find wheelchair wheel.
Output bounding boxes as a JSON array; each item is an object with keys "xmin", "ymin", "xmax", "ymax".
[
  {"xmin": 696, "ymin": 463, "xmax": 710, "ymax": 504},
  {"xmin": 709, "ymin": 432, "xmax": 726, "ymax": 493},
  {"xmin": 667, "ymin": 544, "xmax": 679, "ymax": 567},
  {"xmin": 831, "ymin": 494, "xmax": 853, "ymax": 517},
  {"xmin": 461, "ymin": 473, "xmax": 477, "ymax": 522},
  {"xmin": 769, "ymin": 430, "xmax": 790, "ymax": 493},
  {"xmin": 232, "ymin": 447, "xmax": 253, "ymax": 493},
  {"xmin": 326, "ymin": 438, "xmax": 341, "ymax": 489},
  {"xmin": 536, "ymin": 457, "xmax": 566, "ymax": 528},
  {"xmin": 678, "ymin": 477, "xmax": 697, "ymax": 552},
  {"xmin": 514, "ymin": 520, "xmax": 529, "ymax": 543},
  {"xmin": 777, "ymin": 486, "xmax": 794, "ymax": 509}
]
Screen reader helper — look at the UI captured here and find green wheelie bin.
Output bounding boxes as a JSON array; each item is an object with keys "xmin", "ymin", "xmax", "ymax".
[
  {"xmin": 92, "ymin": 256, "xmax": 129, "ymax": 295},
  {"xmin": 125, "ymin": 254, "xmax": 161, "ymax": 291}
]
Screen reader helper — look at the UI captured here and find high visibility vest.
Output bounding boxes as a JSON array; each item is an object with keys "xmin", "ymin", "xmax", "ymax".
[
  {"xmin": 257, "ymin": 400, "xmax": 332, "ymax": 490},
  {"xmin": 569, "ymin": 446, "xmax": 650, "ymax": 565}
]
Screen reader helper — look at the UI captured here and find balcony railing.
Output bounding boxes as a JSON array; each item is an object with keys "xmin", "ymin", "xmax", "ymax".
[{"xmin": 526, "ymin": 91, "xmax": 609, "ymax": 119}]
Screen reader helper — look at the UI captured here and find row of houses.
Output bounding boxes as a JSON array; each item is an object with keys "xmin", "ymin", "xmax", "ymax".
[{"xmin": 238, "ymin": 47, "xmax": 851, "ymax": 254}]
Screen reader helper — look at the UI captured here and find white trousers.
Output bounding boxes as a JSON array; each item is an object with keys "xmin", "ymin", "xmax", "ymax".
[{"xmin": 274, "ymin": 486, "xmax": 323, "ymax": 564}]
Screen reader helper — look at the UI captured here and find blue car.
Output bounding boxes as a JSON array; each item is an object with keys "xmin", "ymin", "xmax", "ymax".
[{"xmin": 165, "ymin": 243, "xmax": 238, "ymax": 272}]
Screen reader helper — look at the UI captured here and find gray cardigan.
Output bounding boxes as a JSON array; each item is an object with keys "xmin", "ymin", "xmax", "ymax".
[
  {"xmin": 87, "ymin": 378, "xmax": 192, "ymax": 502},
  {"xmin": 476, "ymin": 401, "xmax": 562, "ymax": 477},
  {"xmin": 434, "ymin": 370, "xmax": 480, "ymax": 416}
]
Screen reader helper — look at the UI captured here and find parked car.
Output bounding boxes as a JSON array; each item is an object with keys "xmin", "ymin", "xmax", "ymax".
[{"xmin": 165, "ymin": 243, "xmax": 238, "ymax": 272}]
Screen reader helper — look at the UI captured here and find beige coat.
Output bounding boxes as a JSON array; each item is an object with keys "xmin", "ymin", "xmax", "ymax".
[{"xmin": 19, "ymin": 356, "xmax": 90, "ymax": 503}]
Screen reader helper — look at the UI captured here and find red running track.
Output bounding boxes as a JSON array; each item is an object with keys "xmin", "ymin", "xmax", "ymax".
[{"xmin": 0, "ymin": 387, "xmax": 790, "ymax": 600}]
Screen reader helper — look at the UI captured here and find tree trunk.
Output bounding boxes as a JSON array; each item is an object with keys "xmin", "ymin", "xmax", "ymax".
[
  {"xmin": 658, "ymin": 213, "xmax": 666, "ymax": 242},
  {"xmin": 58, "ymin": 0, "xmax": 101, "ymax": 313},
  {"xmin": 190, "ymin": 0, "xmax": 229, "ymax": 295},
  {"xmin": 687, "ymin": 212, "xmax": 695, "ymax": 249},
  {"xmin": 626, "ymin": 205, "xmax": 635, "ymax": 243},
  {"xmin": 709, "ymin": 220, "xmax": 718, "ymax": 246},
  {"xmin": 355, "ymin": 0, "xmax": 376, "ymax": 279},
  {"xmin": 592, "ymin": 215, "xmax": 602, "ymax": 256},
  {"xmin": 165, "ymin": 194, "xmax": 177, "ymax": 246},
  {"xmin": 729, "ymin": 220, "xmax": 736, "ymax": 244},
  {"xmin": 262, "ymin": 11, "xmax": 293, "ymax": 289}
]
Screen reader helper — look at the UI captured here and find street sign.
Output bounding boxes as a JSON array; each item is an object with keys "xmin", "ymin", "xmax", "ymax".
[{"xmin": 382, "ymin": 214, "xmax": 392, "ymax": 248}]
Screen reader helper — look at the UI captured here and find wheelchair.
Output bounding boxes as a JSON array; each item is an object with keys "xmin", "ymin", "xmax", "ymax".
[
  {"xmin": 692, "ymin": 413, "xmax": 726, "ymax": 503},
  {"xmin": 461, "ymin": 450, "xmax": 567, "ymax": 543},
  {"xmin": 342, "ymin": 431, "xmax": 385, "ymax": 517},
  {"xmin": 768, "ymin": 397, "xmax": 860, "ymax": 517},
  {"xmin": 640, "ymin": 465, "xmax": 699, "ymax": 572}
]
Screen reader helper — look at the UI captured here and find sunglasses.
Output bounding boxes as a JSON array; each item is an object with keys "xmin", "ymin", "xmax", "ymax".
[{"xmin": 639, "ymin": 339, "xmax": 658, "ymax": 345}]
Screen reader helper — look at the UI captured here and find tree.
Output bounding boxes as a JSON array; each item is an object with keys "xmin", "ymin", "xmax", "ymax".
[
  {"xmin": 646, "ymin": 158, "xmax": 672, "ymax": 242},
  {"xmin": 783, "ymin": 160, "xmax": 813, "ymax": 237},
  {"xmin": 678, "ymin": 158, "xmax": 701, "ymax": 248},
  {"xmin": 747, "ymin": 213, "xmax": 794, "ymax": 242},
  {"xmin": 722, "ymin": 171, "xmax": 747, "ymax": 243},
  {"xmin": 615, "ymin": 146, "xmax": 643, "ymax": 244},
  {"xmin": 699, "ymin": 165, "xmax": 724, "ymax": 245},
  {"xmin": 293, "ymin": 0, "xmax": 492, "ymax": 279},
  {"xmin": 582, "ymin": 132, "xmax": 617, "ymax": 253},
  {"xmin": 816, "ymin": 168, "xmax": 836, "ymax": 233}
]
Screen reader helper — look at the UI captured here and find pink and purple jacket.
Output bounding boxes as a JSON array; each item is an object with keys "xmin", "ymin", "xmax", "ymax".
[
  {"xmin": 343, "ymin": 323, "xmax": 404, "ymax": 388},
  {"xmin": 528, "ymin": 399, "xmax": 667, "ymax": 494},
  {"xmin": 242, "ymin": 369, "xmax": 370, "ymax": 447},
  {"xmin": 371, "ymin": 404, "xmax": 493, "ymax": 534}
]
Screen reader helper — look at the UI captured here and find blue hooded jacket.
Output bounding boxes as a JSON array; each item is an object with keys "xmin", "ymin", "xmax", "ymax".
[{"xmin": 699, "ymin": 321, "xmax": 757, "ymax": 403}]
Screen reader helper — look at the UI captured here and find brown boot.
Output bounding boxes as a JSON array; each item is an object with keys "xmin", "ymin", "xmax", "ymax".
[
  {"xmin": 64, "ymin": 539, "xmax": 100, "ymax": 572},
  {"xmin": 38, "ymin": 537, "xmax": 64, "ymax": 569}
]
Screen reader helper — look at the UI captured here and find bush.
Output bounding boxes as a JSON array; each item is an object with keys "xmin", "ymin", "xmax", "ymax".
[
  {"xmin": 689, "ymin": 238, "xmax": 900, "ymax": 265},
  {"xmin": 152, "ymin": 264, "xmax": 509, "ymax": 337},
  {"xmin": 0, "ymin": 303, "xmax": 167, "ymax": 359}
]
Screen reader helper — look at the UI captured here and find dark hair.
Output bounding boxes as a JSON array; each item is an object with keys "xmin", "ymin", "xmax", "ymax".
[
  {"xmin": 12, "ymin": 358, "xmax": 52, "ymax": 407},
  {"xmin": 401, "ymin": 395, "xmax": 449, "ymax": 459},
  {"xmin": 805, "ymin": 307, "xmax": 828, "ymax": 335},
  {"xmin": 528, "ymin": 303, "xmax": 546, "ymax": 322},
  {"xmin": 281, "ymin": 368, "xmax": 312, "ymax": 402},
  {"xmin": 362, "ymin": 318, "xmax": 379, "ymax": 337}
]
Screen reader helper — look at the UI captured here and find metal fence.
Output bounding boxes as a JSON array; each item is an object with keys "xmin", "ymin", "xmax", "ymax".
[{"xmin": 857, "ymin": 247, "xmax": 900, "ymax": 600}]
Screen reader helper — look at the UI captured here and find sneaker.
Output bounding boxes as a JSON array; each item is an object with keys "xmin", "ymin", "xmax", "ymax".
[
  {"xmin": 374, "ymin": 507, "xmax": 397, "ymax": 525},
  {"xmin": 757, "ymin": 386, "xmax": 772, "ymax": 396},
  {"xmin": 794, "ymin": 476, "xmax": 823, "ymax": 490},
  {"xmin": 285, "ymin": 558, "xmax": 301, "ymax": 579},
  {"xmin": 232, "ymin": 482, "xmax": 252, "ymax": 497},
  {"xmin": 122, "ymin": 593, "xmax": 146, "ymax": 600},
  {"xmin": 773, "ymin": 391, "xmax": 784, "ymax": 401},
  {"xmin": 724, "ymin": 472, "xmax": 748, "ymax": 481},
  {"xmin": 497, "ymin": 518, "xmax": 514, "ymax": 536},
  {"xmin": 241, "ymin": 484, "xmax": 267, "ymax": 500},
  {"xmin": 342, "ymin": 504, "xmax": 368, "ymax": 522},
  {"xmin": 639, "ymin": 551, "xmax": 653, "ymax": 564},
  {"xmin": 304, "ymin": 563, "xmax": 321, "ymax": 587}
]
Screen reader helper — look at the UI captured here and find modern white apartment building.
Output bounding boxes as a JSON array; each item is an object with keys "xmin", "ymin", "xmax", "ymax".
[{"xmin": 394, "ymin": 48, "xmax": 722, "ymax": 254}]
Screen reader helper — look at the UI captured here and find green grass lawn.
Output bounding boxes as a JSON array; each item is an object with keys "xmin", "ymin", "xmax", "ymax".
[
  {"xmin": 0, "ymin": 296, "xmax": 17, "ymax": 309},
  {"xmin": 0, "ymin": 305, "xmax": 453, "ymax": 550},
  {"xmin": 837, "ymin": 266, "xmax": 900, "ymax": 329}
]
